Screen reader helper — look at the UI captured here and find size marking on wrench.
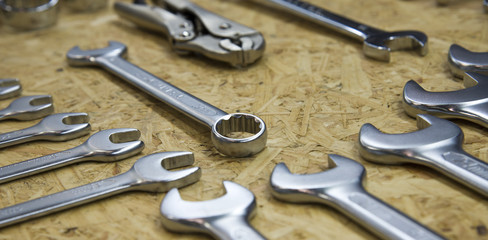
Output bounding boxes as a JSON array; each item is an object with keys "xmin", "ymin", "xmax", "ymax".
[
  {"xmin": 66, "ymin": 41, "xmax": 266, "ymax": 157},
  {"xmin": 250, "ymin": 0, "xmax": 428, "ymax": 62},
  {"xmin": 0, "ymin": 95, "xmax": 54, "ymax": 121}
]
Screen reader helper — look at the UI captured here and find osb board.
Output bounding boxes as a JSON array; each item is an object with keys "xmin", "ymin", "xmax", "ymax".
[{"xmin": 0, "ymin": 0, "xmax": 487, "ymax": 239}]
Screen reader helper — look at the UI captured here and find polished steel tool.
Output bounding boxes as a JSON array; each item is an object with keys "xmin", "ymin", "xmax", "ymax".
[
  {"xmin": 0, "ymin": 151, "xmax": 201, "ymax": 228},
  {"xmin": 0, "ymin": 79, "xmax": 21, "ymax": 99},
  {"xmin": 403, "ymin": 72, "xmax": 488, "ymax": 128},
  {"xmin": 0, "ymin": 128, "xmax": 144, "ymax": 184},
  {"xmin": 66, "ymin": 41, "xmax": 266, "ymax": 157},
  {"xmin": 448, "ymin": 44, "xmax": 488, "ymax": 78},
  {"xmin": 0, "ymin": 0, "xmax": 60, "ymax": 30},
  {"xmin": 359, "ymin": 114, "xmax": 488, "ymax": 198},
  {"xmin": 0, "ymin": 112, "xmax": 90, "ymax": 148},
  {"xmin": 161, "ymin": 181, "xmax": 266, "ymax": 240},
  {"xmin": 114, "ymin": 0, "xmax": 265, "ymax": 67},
  {"xmin": 270, "ymin": 155, "xmax": 444, "ymax": 240},
  {"xmin": 249, "ymin": 0, "xmax": 428, "ymax": 62},
  {"xmin": 0, "ymin": 95, "xmax": 53, "ymax": 121}
]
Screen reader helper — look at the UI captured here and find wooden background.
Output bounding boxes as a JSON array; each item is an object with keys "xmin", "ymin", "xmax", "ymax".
[{"xmin": 0, "ymin": 0, "xmax": 487, "ymax": 239}]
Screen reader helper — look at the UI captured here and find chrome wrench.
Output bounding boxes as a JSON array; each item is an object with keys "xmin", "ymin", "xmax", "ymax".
[
  {"xmin": 0, "ymin": 128, "xmax": 144, "ymax": 184},
  {"xmin": 0, "ymin": 151, "xmax": 201, "ymax": 228},
  {"xmin": 0, "ymin": 79, "xmax": 21, "ymax": 99},
  {"xmin": 0, "ymin": 95, "xmax": 54, "ymax": 121},
  {"xmin": 66, "ymin": 41, "xmax": 266, "ymax": 157}
]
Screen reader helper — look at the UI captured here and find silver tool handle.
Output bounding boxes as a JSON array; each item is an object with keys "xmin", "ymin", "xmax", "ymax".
[
  {"xmin": 0, "ymin": 146, "xmax": 86, "ymax": 184},
  {"xmin": 251, "ymin": 0, "xmax": 384, "ymax": 41},
  {"xmin": 96, "ymin": 56, "xmax": 227, "ymax": 128},
  {"xmin": 0, "ymin": 126, "xmax": 42, "ymax": 148},
  {"xmin": 0, "ymin": 172, "xmax": 134, "ymax": 228},
  {"xmin": 209, "ymin": 217, "xmax": 267, "ymax": 240}
]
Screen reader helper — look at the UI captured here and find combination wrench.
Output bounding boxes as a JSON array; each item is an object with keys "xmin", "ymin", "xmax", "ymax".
[
  {"xmin": 0, "ymin": 79, "xmax": 21, "ymax": 100},
  {"xmin": 66, "ymin": 41, "xmax": 266, "ymax": 157},
  {"xmin": 448, "ymin": 44, "xmax": 488, "ymax": 78},
  {"xmin": 249, "ymin": 0, "xmax": 428, "ymax": 62},
  {"xmin": 0, "ymin": 151, "xmax": 201, "ymax": 228},
  {"xmin": 0, "ymin": 95, "xmax": 54, "ymax": 121},
  {"xmin": 0, "ymin": 128, "xmax": 144, "ymax": 184}
]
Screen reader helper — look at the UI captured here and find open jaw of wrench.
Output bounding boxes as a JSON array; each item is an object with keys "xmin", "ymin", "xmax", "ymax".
[
  {"xmin": 403, "ymin": 72, "xmax": 488, "ymax": 128},
  {"xmin": 448, "ymin": 44, "xmax": 488, "ymax": 78},
  {"xmin": 0, "ymin": 112, "xmax": 91, "ymax": 149},
  {"xmin": 161, "ymin": 181, "xmax": 266, "ymax": 240},
  {"xmin": 250, "ymin": 0, "xmax": 428, "ymax": 62},
  {"xmin": 0, "ymin": 95, "xmax": 54, "ymax": 121},
  {"xmin": 359, "ymin": 114, "xmax": 488, "ymax": 198},
  {"xmin": 270, "ymin": 155, "xmax": 444, "ymax": 240},
  {"xmin": 0, "ymin": 128, "xmax": 144, "ymax": 184},
  {"xmin": 66, "ymin": 41, "xmax": 267, "ymax": 157},
  {"xmin": 0, "ymin": 151, "xmax": 201, "ymax": 228},
  {"xmin": 0, "ymin": 79, "xmax": 21, "ymax": 100}
]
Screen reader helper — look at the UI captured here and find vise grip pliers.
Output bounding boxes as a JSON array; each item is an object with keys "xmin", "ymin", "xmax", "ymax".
[{"xmin": 114, "ymin": 0, "xmax": 265, "ymax": 67}]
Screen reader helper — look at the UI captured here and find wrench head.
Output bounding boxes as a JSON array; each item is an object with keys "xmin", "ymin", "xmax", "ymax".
[
  {"xmin": 448, "ymin": 44, "xmax": 488, "ymax": 78},
  {"xmin": 270, "ymin": 155, "xmax": 365, "ymax": 204},
  {"xmin": 0, "ymin": 78, "xmax": 21, "ymax": 100},
  {"xmin": 36, "ymin": 112, "xmax": 91, "ymax": 141},
  {"xmin": 131, "ymin": 151, "xmax": 201, "ymax": 192},
  {"xmin": 359, "ymin": 114, "xmax": 463, "ymax": 165},
  {"xmin": 66, "ymin": 41, "xmax": 127, "ymax": 67},
  {"xmin": 4, "ymin": 95, "xmax": 54, "ymax": 121},
  {"xmin": 82, "ymin": 128, "xmax": 145, "ymax": 162},
  {"xmin": 363, "ymin": 31, "xmax": 428, "ymax": 62},
  {"xmin": 160, "ymin": 181, "xmax": 257, "ymax": 238}
]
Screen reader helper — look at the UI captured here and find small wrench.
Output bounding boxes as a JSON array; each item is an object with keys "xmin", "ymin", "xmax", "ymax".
[
  {"xmin": 270, "ymin": 155, "xmax": 444, "ymax": 240},
  {"xmin": 448, "ymin": 44, "xmax": 488, "ymax": 78},
  {"xmin": 0, "ymin": 151, "xmax": 201, "ymax": 228},
  {"xmin": 0, "ymin": 128, "xmax": 144, "ymax": 184},
  {"xmin": 161, "ymin": 181, "xmax": 266, "ymax": 240},
  {"xmin": 0, "ymin": 95, "xmax": 54, "ymax": 121},
  {"xmin": 0, "ymin": 79, "xmax": 21, "ymax": 99},
  {"xmin": 249, "ymin": 0, "xmax": 428, "ymax": 62},
  {"xmin": 359, "ymin": 114, "xmax": 488, "ymax": 198},
  {"xmin": 0, "ymin": 112, "xmax": 91, "ymax": 149},
  {"xmin": 66, "ymin": 41, "xmax": 266, "ymax": 157}
]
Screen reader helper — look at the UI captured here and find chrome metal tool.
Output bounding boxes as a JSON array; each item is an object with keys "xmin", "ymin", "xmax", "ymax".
[
  {"xmin": 359, "ymin": 114, "xmax": 488, "ymax": 198},
  {"xmin": 448, "ymin": 44, "xmax": 488, "ymax": 78},
  {"xmin": 249, "ymin": 0, "xmax": 428, "ymax": 62},
  {"xmin": 67, "ymin": 41, "xmax": 267, "ymax": 157},
  {"xmin": 0, "ymin": 112, "xmax": 90, "ymax": 148},
  {"xmin": 0, "ymin": 95, "xmax": 53, "ymax": 121},
  {"xmin": 0, "ymin": 0, "xmax": 60, "ymax": 30},
  {"xmin": 161, "ymin": 181, "xmax": 266, "ymax": 240},
  {"xmin": 114, "ymin": 0, "xmax": 265, "ymax": 67},
  {"xmin": 270, "ymin": 155, "xmax": 444, "ymax": 240},
  {"xmin": 403, "ymin": 72, "xmax": 488, "ymax": 128},
  {"xmin": 0, "ymin": 128, "xmax": 144, "ymax": 184},
  {"xmin": 0, "ymin": 79, "xmax": 21, "ymax": 99},
  {"xmin": 0, "ymin": 151, "xmax": 201, "ymax": 228}
]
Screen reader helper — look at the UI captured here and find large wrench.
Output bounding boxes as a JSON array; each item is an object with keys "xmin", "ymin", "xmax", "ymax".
[
  {"xmin": 0, "ymin": 151, "xmax": 201, "ymax": 228},
  {"xmin": 0, "ymin": 95, "xmax": 54, "ymax": 121},
  {"xmin": 66, "ymin": 41, "xmax": 266, "ymax": 157},
  {"xmin": 249, "ymin": 0, "xmax": 428, "ymax": 62},
  {"xmin": 0, "ymin": 128, "xmax": 144, "ymax": 184}
]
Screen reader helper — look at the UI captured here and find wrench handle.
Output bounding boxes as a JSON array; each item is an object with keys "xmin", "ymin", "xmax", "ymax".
[
  {"xmin": 0, "ymin": 172, "xmax": 134, "ymax": 228},
  {"xmin": 0, "ymin": 126, "xmax": 42, "ymax": 149},
  {"xmin": 97, "ymin": 56, "xmax": 227, "ymax": 128},
  {"xmin": 250, "ymin": 0, "xmax": 384, "ymax": 41},
  {"xmin": 209, "ymin": 216, "xmax": 267, "ymax": 240}
]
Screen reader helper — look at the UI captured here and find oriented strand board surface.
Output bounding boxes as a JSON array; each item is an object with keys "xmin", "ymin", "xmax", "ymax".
[{"xmin": 0, "ymin": 0, "xmax": 487, "ymax": 239}]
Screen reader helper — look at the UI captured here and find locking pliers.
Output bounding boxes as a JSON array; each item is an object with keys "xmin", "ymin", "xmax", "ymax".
[{"xmin": 114, "ymin": 0, "xmax": 265, "ymax": 67}]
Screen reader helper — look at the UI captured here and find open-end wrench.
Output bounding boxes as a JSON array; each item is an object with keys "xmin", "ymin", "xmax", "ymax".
[
  {"xmin": 66, "ymin": 41, "xmax": 266, "ymax": 157},
  {"xmin": 270, "ymin": 155, "xmax": 444, "ymax": 240},
  {"xmin": 448, "ymin": 44, "xmax": 488, "ymax": 78},
  {"xmin": 0, "ymin": 151, "xmax": 201, "ymax": 228},
  {"xmin": 161, "ymin": 181, "xmax": 266, "ymax": 240},
  {"xmin": 0, "ymin": 112, "xmax": 91, "ymax": 149},
  {"xmin": 359, "ymin": 114, "xmax": 488, "ymax": 198},
  {"xmin": 0, "ymin": 79, "xmax": 21, "ymax": 100},
  {"xmin": 249, "ymin": 0, "xmax": 428, "ymax": 62},
  {"xmin": 403, "ymin": 72, "xmax": 488, "ymax": 128},
  {"xmin": 0, "ymin": 128, "xmax": 144, "ymax": 184},
  {"xmin": 0, "ymin": 95, "xmax": 54, "ymax": 121}
]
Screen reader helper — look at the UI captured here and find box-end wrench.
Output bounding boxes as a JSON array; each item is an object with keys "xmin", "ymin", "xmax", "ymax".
[
  {"xmin": 161, "ymin": 181, "xmax": 266, "ymax": 240},
  {"xmin": 249, "ymin": 0, "xmax": 428, "ymax": 62},
  {"xmin": 448, "ymin": 44, "xmax": 488, "ymax": 78},
  {"xmin": 66, "ymin": 41, "xmax": 266, "ymax": 158},
  {"xmin": 0, "ymin": 95, "xmax": 54, "ymax": 121},
  {"xmin": 0, "ymin": 79, "xmax": 21, "ymax": 100},
  {"xmin": 0, "ymin": 112, "xmax": 91, "ymax": 149},
  {"xmin": 0, "ymin": 151, "xmax": 201, "ymax": 228},
  {"xmin": 0, "ymin": 128, "xmax": 144, "ymax": 184},
  {"xmin": 359, "ymin": 114, "xmax": 488, "ymax": 198},
  {"xmin": 270, "ymin": 155, "xmax": 444, "ymax": 240}
]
